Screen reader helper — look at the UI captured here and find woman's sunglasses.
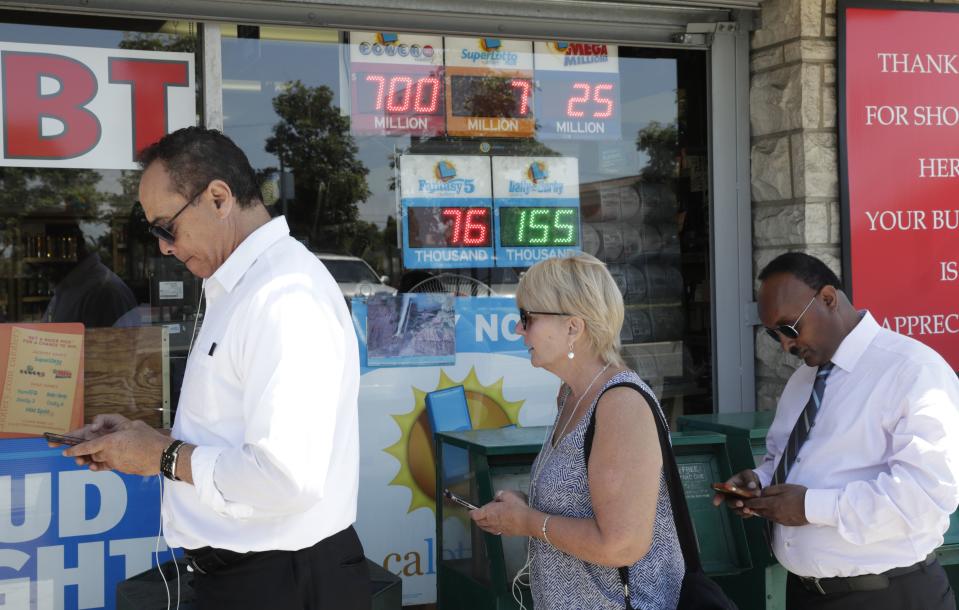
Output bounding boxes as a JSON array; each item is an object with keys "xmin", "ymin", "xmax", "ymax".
[
  {"xmin": 764, "ymin": 292, "xmax": 819, "ymax": 341},
  {"xmin": 518, "ymin": 308, "xmax": 570, "ymax": 330}
]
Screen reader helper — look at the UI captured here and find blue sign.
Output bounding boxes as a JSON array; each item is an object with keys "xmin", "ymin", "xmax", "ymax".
[
  {"xmin": 353, "ymin": 296, "xmax": 526, "ymax": 374},
  {"xmin": 0, "ymin": 438, "xmax": 170, "ymax": 610}
]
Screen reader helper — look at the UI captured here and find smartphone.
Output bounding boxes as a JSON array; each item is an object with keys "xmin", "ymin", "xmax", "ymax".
[
  {"xmin": 43, "ymin": 432, "xmax": 86, "ymax": 446},
  {"xmin": 711, "ymin": 482, "xmax": 759, "ymax": 499},
  {"xmin": 443, "ymin": 488, "xmax": 478, "ymax": 510}
]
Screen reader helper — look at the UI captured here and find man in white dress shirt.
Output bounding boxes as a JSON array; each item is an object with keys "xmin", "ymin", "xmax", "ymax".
[
  {"xmin": 715, "ymin": 252, "xmax": 959, "ymax": 609},
  {"xmin": 60, "ymin": 127, "xmax": 370, "ymax": 609}
]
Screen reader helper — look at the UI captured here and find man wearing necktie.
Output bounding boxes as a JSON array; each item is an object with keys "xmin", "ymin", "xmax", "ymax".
[{"xmin": 714, "ymin": 252, "xmax": 959, "ymax": 610}]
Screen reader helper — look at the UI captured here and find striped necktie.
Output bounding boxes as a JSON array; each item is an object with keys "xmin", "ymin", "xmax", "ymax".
[{"xmin": 765, "ymin": 362, "xmax": 834, "ymax": 541}]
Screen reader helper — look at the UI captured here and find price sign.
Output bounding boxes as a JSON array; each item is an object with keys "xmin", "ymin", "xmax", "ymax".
[
  {"xmin": 533, "ymin": 41, "xmax": 621, "ymax": 140},
  {"xmin": 444, "ymin": 37, "xmax": 535, "ymax": 138},
  {"xmin": 350, "ymin": 32, "xmax": 446, "ymax": 136},
  {"xmin": 407, "ymin": 206, "xmax": 492, "ymax": 248},
  {"xmin": 498, "ymin": 207, "xmax": 580, "ymax": 247},
  {"xmin": 492, "ymin": 156, "xmax": 581, "ymax": 267},
  {"xmin": 400, "ymin": 155, "xmax": 494, "ymax": 269}
]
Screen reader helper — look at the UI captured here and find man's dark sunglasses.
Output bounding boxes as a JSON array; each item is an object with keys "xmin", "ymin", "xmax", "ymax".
[
  {"xmin": 764, "ymin": 292, "xmax": 819, "ymax": 342},
  {"xmin": 146, "ymin": 190, "xmax": 204, "ymax": 244},
  {"xmin": 518, "ymin": 308, "xmax": 570, "ymax": 331}
]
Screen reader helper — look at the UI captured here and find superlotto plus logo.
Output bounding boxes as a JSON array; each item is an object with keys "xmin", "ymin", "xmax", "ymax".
[{"xmin": 460, "ymin": 38, "xmax": 518, "ymax": 66}]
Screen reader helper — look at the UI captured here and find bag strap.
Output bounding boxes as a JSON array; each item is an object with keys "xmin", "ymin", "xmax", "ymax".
[{"xmin": 584, "ymin": 381, "xmax": 704, "ymax": 576}]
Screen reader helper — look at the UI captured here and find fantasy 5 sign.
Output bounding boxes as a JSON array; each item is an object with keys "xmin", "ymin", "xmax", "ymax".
[
  {"xmin": 0, "ymin": 439, "xmax": 166, "ymax": 610},
  {"xmin": 0, "ymin": 42, "xmax": 195, "ymax": 169}
]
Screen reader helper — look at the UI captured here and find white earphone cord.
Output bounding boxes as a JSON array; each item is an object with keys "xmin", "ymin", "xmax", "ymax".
[
  {"xmin": 155, "ymin": 476, "xmax": 181, "ymax": 610},
  {"xmin": 156, "ymin": 280, "xmax": 198, "ymax": 610}
]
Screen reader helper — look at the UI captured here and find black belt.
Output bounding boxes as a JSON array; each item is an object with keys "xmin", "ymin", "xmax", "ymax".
[
  {"xmin": 793, "ymin": 553, "xmax": 937, "ymax": 595},
  {"xmin": 183, "ymin": 546, "xmax": 265, "ymax": 575}
]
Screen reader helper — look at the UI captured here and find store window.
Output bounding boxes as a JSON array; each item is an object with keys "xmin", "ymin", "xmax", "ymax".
[
  {"xmin": 0, "ymin": 12, "xmax": 202, "ymax": 608},
  {"xmin": 220, "ymin": 27, "xmax": 711, "ymax": 605},
  {"xmin": 221, "ymin": 28, "xmax": 711, "ymax": 416}
]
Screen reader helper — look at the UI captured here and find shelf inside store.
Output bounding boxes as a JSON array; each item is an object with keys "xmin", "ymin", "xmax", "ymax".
[{"xmin": 21, "ymin": 257, "xmax": 77, "ymax": 264}]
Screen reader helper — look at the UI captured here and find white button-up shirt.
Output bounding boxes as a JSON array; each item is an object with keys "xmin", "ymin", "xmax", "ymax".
[
  {"xmin": 162, "ymin": 216, "xmax": 361, "ymax": 552},
  {"xmin": 755, "ymin": 311, "xmax": 959, "ymax": 577}
]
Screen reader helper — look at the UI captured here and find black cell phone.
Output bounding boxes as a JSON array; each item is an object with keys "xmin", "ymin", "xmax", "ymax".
[
  {"xmin": 443, "ymin": 488, "xmax": 478, "ymax": 510},
  {"xmin": 43, "ymin": 432, "xmax": 85, "ymax": 446}
]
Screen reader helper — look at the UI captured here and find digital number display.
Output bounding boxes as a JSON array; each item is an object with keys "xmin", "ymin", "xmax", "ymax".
[
  {"xmin": 408, "ymin": 206, "xmax": 492, "ymax": 248},
  {"xmin": 350, "ymin": 63, "xmax": 446, "ymax": 136},
  {"xmin": 499, "ymin": 207, "xmax": 580, "ymax": 247},
  {"xmin": 449, "ymin": 75, "xmax": 533, "ymax": 118},
  {"xmin": 354, "ymin": 71, "xmax": 444, "ymax": 116},
  {"xmin": 535, "ymin": 72, "xmax": 621, "ymax": 140}
]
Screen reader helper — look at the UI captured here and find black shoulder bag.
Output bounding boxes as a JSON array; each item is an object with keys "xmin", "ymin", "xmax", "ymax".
[{"xmin": 584, "ymin": 381, "xmax": 738, "ymax": 610}]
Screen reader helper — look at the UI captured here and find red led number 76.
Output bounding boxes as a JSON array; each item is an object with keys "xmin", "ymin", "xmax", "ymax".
[{"xmin": 442, "ymin": 207, "xmax": 489, "ymax": 246}]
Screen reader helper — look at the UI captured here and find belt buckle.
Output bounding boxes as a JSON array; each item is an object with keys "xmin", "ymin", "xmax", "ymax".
[
  {"xmin": 801, "ymin": 576, "xmax": 826, "ymax": 595},
  {"xmin": 186, "ymin": 555, "xmax": 207, "ymax": 575}
]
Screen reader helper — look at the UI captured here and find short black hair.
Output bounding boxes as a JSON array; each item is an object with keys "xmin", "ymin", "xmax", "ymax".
[
  {"xmin": 138, "ymin": 126, "xmax": 261, "ymax": 208},
  {"xmin": 758, "ymin": 252, "xmax": 842, "ymax": 291}
]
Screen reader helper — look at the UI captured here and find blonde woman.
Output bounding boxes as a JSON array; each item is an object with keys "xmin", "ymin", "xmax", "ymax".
[{"xmin": 471, "ymin": 253, "xmax": 684, "ymax": 609}]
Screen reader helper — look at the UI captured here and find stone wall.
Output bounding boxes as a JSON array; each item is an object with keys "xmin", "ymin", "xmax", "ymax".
[{"xmin": 750, "ymin": 0, "xmax": 842, "ymax": 409}]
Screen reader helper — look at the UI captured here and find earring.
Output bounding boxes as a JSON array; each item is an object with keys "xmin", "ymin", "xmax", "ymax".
[{"xmin": 567, "ymin": 347, "xmax": 575, "ymax": 360}]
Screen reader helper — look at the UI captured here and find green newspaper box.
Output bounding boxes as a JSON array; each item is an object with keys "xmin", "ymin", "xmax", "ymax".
[
  {"xmin": 678, "ymin": 412, "xmax": 784, "ymax": 610},
  {"xmin": 434, "ymin": 427, "xmax": 751, "ymax": 609}
]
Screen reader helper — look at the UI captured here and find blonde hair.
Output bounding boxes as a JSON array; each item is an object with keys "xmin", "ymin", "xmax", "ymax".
[{"xmin": 516, "ymin": 253, "xmax": 625, "ymax": 367}]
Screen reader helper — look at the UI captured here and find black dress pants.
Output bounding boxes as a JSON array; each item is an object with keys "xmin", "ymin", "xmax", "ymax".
[
  {"xmin": 786, "ymin": 560, "xmax": 956, "ymax": 610},
  {"xmin": 191, "ymin": 526, "xmax": 372, "ymax": 610}
]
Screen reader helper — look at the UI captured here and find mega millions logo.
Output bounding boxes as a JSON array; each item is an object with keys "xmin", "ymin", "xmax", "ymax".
[
  {"xmin": 384, "ymin": 367, "xmax": 525, "ymax": 513},
  {"xmin": 547, "ymin": 40, "xmax": 611, "ymax": 66}
]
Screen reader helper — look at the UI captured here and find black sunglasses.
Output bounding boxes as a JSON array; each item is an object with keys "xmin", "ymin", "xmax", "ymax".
[
  {"xmin": 146, "ymin": 189, "xmax": 204, "ymax": 244},
  {"xmin": 764, "ymin": 292, "xmax": 819, "ymax": 342},
  {"xmin": 518, "ymin": 308, "xmax": 570, "ymax": 331}
]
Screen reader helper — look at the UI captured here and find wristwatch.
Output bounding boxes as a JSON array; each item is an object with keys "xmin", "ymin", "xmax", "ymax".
[{"xmin": 160, "ymin": 439, "xmax": 186, "ymax": 481}]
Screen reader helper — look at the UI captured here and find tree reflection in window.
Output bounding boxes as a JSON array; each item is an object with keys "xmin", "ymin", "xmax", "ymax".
[{"xmin": 265, "ymin": 81, "xmax": 371, "ymax": 253}]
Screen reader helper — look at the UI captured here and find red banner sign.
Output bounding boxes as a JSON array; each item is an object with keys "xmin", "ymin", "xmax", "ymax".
[{"xmin": 841, "ymin": 1, "xmax": 959, "ymax": 368}]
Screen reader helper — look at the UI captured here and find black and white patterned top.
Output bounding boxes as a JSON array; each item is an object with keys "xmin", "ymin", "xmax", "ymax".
[{"xmin": 528, "ymin": 370, "xmax": 684, "ymax": 610}]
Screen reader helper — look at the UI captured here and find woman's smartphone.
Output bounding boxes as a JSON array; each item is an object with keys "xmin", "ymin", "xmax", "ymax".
[
  {"xmin": 43, "ymin": 432, "xmax": 85, "ymax": 446},
  {"xmin": 711, "ymin": 482, "xmax": 759, "ymax": 499},
  {"xmin": 443, "ymin": 488, "xmax": 478, "ymax": 510}
]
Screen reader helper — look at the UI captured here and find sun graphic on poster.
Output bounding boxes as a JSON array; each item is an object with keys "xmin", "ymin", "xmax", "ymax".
[{"xmin": 385, "ymin": 366, "xmax": 525, "ymax": 513}]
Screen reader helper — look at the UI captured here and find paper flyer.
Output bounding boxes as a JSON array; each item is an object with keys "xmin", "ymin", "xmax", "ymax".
[{"xmin": 0, "ymin": 323, "xmax": 84, "ymax": 437}]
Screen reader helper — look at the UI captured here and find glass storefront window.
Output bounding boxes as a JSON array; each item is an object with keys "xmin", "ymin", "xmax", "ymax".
[
  {"xmin": 221, "ymin": 30, "xmax": 711, "ymax": 605},
  {"xmin": 0, "ymin": 14, "xmax": 716, "ymax": 607},
  {"xmin": 0, "ymin": 12, "xmax": 202, "ymax": 609},
  {"xmin": 221, "ymin": 28, "xmax": 712, "ymax": 417}
]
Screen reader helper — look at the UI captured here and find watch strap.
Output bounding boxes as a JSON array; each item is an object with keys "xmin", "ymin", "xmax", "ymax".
[{"xmin": 160, "ymin": 439, "xmax": 186, "ymax": 481}]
